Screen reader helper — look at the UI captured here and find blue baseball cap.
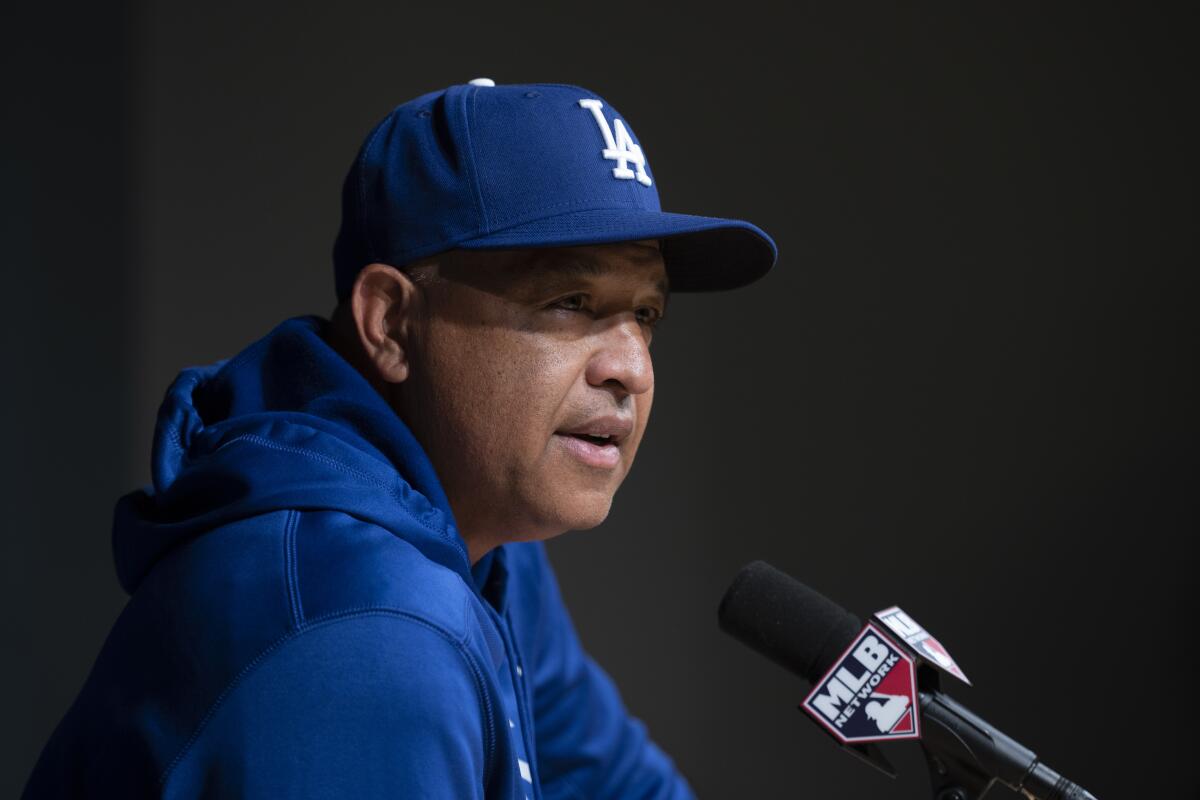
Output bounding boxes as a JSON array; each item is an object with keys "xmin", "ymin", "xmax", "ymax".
[{"xmin": 332, "ymin": 78, "xmax": 778, "ymax": 301}]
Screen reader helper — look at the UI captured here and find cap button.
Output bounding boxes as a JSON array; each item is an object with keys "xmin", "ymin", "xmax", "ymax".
[{"xmin": 467, "ymin": 77, "xmax": 495, "ymax": 87}]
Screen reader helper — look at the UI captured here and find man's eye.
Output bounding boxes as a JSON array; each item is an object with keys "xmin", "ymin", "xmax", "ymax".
[
  {"xmin": 554, "ymin": 295, "xmax": 587, "ymax": 312},
  {"xmin": 636, "ymin": 306, "xmax": 664, "ymax": 327}
]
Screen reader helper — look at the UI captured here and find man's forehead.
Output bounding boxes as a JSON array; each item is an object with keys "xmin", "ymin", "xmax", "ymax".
[
  {"xmin": 520, "ymin": 240, "xmax": 668, "ymax": 295},
  {"xmin": 432, "ymin": 239, "xmax": 668, "ymax": 298},
  {"xmin": 516, "ymin": 236, "xmax": 654, "ymax": 258},
  {"xmin": 528, "ymin": 239, "xmax": 655, "ymax": 263}
]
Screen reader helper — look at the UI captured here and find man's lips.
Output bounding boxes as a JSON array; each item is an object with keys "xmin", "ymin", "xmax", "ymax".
[
  {"xmin": 554, "ymin": 432, "xmax": 622, "ymax": 469},
  {"xmin": 555, "ymin": 415, "xmax": 634, "ymax": 445},
  {"xmin": 554, "ymin": 415, "xmax": 633, "ymax": 469}
]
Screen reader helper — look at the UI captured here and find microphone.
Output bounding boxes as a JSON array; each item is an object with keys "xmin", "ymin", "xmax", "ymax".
[{"xmin": 718, "ymin": 561, "xmax": 1098, "ymax": 800}]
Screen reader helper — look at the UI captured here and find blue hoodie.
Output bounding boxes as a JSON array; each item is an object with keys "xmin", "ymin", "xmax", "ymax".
[{"xmin": 24, "ymin": 314, "xmax": 694, "ymax": 799}]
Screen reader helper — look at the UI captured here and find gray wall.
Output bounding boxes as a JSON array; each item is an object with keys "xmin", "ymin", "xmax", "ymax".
[
  {"xmin": 5, "ymin": 2, "xmax": 1196, "ymax": 797},
  {"xmin": 2, "ymin": 0, "xmax": 140, "ymax": 792}
]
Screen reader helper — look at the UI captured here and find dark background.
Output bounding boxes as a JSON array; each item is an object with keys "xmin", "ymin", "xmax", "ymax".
[{"xmin": 4, "ymin": 2, "xmax": 1196, "ymax": 797}]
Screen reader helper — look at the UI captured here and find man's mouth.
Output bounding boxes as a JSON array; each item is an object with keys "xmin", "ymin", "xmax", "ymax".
[
  {"xmin": 566, "ymin": 433, "xmax": 616, "ymax": 446},
  {"xmin": 554, "ymin": 416, "xmax": 632, "ymax": 470},
  {"xmin": 555, "ymin": 431, "xmax": 621, "ymax": 469},
  {"xmin": 555, "ymin": 415, "xmax": 634, "ymax": 446}
]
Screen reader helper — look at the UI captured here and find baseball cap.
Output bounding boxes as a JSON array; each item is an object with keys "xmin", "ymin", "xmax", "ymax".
[{"xmin": 332, "ymin": 77, "xmax": 778, "ymax": 301}]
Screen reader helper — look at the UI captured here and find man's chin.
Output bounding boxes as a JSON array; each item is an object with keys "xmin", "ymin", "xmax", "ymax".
[{"xmin": 526, "ymin": 491, "xmax": 615, "ymax": 538}]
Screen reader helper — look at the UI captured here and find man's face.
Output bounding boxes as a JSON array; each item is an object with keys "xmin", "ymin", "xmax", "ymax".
[{"xmin": 395, "ymin": 239, "xmax": 668, "ymax": 557}]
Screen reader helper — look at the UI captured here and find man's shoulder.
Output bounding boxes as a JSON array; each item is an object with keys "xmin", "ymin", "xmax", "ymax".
[
  {"xmin": 112, "ymin": 508, "xmax": 486, "ymax": 712},
  {"xmin": 27, "ymin": 510, "xmax": 502, "ymax": 797},
  {"xmin": 290, "ymin": 508, "xmax": 477, "ymax": 637},
  {"xmin": 140, "ymin": 507, "xmax": 479, "ymax": 641}
]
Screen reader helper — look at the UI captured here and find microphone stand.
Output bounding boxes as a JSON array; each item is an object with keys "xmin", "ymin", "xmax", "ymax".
[
  {"xmin": 804, "ymin": 664, "xmax": 1099, "ymax": 799},
  {"xmin": 914, "ymin": 666, "xmax": 1098, "ymax": 800}
]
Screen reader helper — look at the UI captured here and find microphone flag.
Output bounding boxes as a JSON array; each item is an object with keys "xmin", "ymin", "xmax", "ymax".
[{"xmin": 874, "ymin": 605, "xmax": 971, "ymax": 686}]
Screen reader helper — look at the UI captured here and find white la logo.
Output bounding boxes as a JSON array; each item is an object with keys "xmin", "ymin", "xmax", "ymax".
[{"xmin": 578, "ymin": 99, "xmax": 652, "ymax": 187}]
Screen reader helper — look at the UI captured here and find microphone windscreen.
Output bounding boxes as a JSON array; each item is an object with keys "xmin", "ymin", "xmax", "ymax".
[{"xmin": 717, "ymin": 561, "xmax": 862, "ymax": 685}]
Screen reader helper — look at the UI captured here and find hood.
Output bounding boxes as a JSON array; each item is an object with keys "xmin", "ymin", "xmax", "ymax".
[{"xmin": 112, "ymin": 314, "xmax": 471, "ymax": 595}]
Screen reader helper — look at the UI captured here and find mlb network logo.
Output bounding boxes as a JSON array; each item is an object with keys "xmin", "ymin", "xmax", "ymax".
[{"xmin": 801, "ymin": 623, "xmax": 921, "ymax": 745}]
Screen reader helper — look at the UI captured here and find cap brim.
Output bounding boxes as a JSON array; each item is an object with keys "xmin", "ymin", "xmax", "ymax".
[{"xmin": 453, "ymin": 207, "xmax": 778, "ymax": 292}]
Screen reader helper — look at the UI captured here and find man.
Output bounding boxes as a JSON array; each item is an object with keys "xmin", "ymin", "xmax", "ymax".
[{"xmin": 24, "ymin": 78, "xmax": 777, "ymax": 798}]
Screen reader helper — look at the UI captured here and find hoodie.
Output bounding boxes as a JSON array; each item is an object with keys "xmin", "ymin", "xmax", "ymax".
[{"xmin": 23, "ymin": 314, "xmax": 694, "ymax": 799}]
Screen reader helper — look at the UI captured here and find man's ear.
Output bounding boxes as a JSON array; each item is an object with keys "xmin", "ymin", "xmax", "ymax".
[{"xmin": 350, "ymin": 262, "xmax": 421, "ymax": 384}]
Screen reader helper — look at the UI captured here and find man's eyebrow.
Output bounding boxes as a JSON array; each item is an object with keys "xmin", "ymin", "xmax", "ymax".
[{"xmin": 523, "ymin": 251, "xmax": 671, "ymax": 301}]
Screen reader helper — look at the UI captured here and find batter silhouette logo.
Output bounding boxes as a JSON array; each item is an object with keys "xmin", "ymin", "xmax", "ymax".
[{"xmin": 800, "ymin": 622, "xmax": 921, "ymax": 744}]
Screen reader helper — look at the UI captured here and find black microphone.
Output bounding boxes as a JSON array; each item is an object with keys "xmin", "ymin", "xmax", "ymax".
[{"xmin": 718, "ymin": 561, "xmax": 1099, "ymax": 800}]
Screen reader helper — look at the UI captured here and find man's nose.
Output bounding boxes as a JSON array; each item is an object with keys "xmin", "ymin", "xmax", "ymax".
[{"xmin": 584, "ymin": 315, "xmax": 654, "ymax": 399}]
